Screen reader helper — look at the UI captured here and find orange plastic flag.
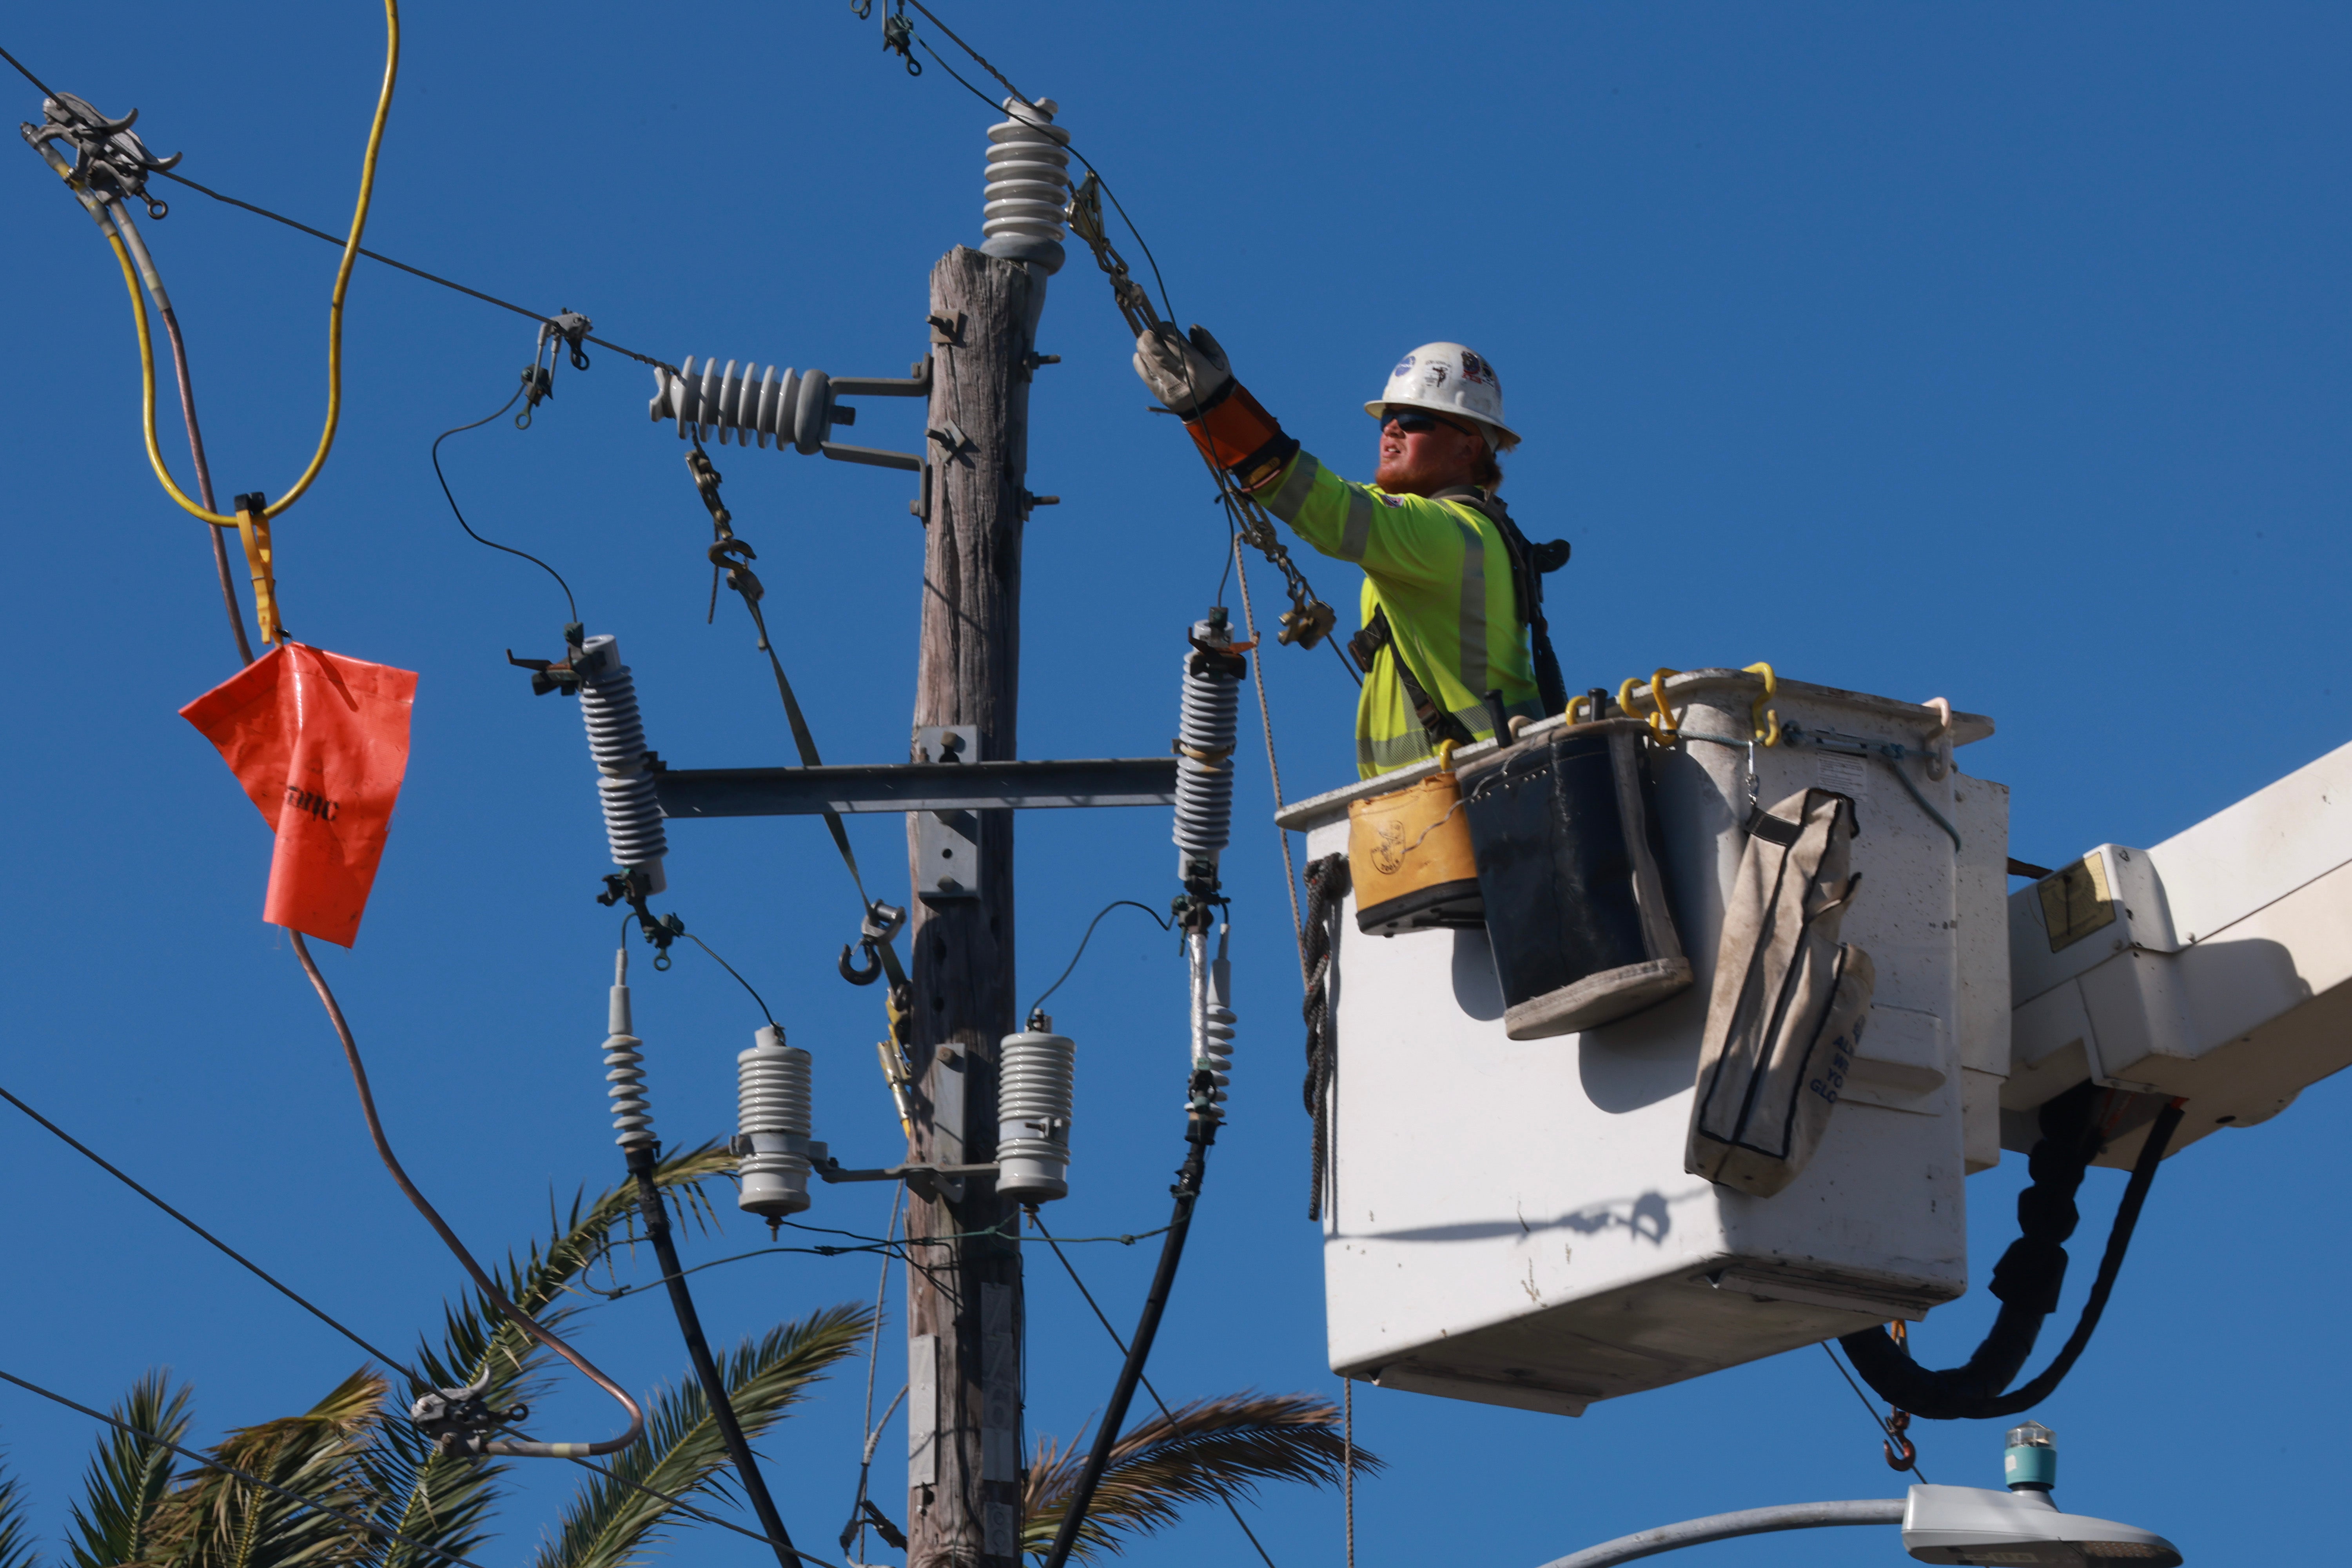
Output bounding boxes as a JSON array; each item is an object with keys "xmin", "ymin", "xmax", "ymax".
[{"xmin": 180, "ymin": 643, "xmax": 418, "ymax": 947}]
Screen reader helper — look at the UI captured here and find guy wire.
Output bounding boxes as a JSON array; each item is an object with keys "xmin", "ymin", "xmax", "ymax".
[{"xmin": 432, "ymin": 382, "xmax": 579, "ymax": 622}]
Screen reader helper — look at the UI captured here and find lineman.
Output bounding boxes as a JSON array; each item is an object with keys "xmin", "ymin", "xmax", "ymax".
[{"xmin": 1136, "ymin": 330, "xmax": 1568, "ymax": 778}]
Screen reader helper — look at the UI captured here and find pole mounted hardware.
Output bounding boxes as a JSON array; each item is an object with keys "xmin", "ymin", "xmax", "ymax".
[
  {"xmin": 20, "ymin": 91, "xmax": 180, "ymax": 218},
  {"xmin": 651, "ymin": 352, "xmax": 929, "ymax": 472},
  {"xmin": 409, "ymin": 1379, "xmax": 530, "ymax": 1457}
]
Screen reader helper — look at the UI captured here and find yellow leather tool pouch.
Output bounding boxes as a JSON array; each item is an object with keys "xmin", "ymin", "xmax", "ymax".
[{"xmin": 1347, "ymin": 766, "xmax": 1483, "ymax": 936}]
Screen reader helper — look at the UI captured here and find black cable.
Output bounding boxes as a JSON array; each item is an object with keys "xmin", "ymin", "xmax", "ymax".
[
  {"xmin": 1040, "ymin": 1135, "xmax": 1210, "ymax": 1568},
  {"xmin": 0, "ymin": 41, "xmax": 59, "ymax": 100},
  {"xmin": 1839, "ymin": 1095, "xmax": 2185, "ymax": 1421},
  {"xmin": 1818, "ymin": 1343, "xmax": 1929, "ymax": 1484},
  {"xmin": 1028, "ymin": 899, "xmax": 1173, "ymax": 1018},
  {"xmin": 678, "ymin": 932, "xmax": 777, "ymax": 1028},
  {"xmin": 149, "ymin": 168, "xmax": 672, "ymax": 374},
  {"xmin": 431, "ymin": 383, "xmax": 579, "ymax": 622},
  {"xmin": 0, "ymin": 1082, "xmax": 426, "ymax": 1386},
  {"xmin": 1031, "ymin": 1211, "xmax": 1281, "ymax": 1568},
  {"xmin": 0, "ymin": 1367, "xmax": 497, "ymax": 1568},
  {"xmin": 624, "ymin": 1143, "xmax": 806, "ymax": 1568}
]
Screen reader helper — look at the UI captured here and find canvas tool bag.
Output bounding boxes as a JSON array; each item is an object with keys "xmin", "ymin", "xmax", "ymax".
[
  {"xmin": 1457, "ymin": 717, "xmax": 1692, "ymax": 1038},
  {"xmin": 1685, "ymin": 787, "xmax": 1875, "ymax": 1197},
  {"xmin": 1348, "ymin": 760, "xmax": 1483, "ymax": 936}
]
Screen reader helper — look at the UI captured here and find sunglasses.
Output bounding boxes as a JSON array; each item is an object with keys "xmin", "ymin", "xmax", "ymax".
[{"xmin": 1382, "ymin": 410, "xmax": 1474, "ymax": 438}]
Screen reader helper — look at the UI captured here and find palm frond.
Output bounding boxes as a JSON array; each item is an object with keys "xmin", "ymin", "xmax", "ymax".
[
  {"xmin": 0, "ymin": 1452, "xmax": 42, "ymax": 1568},
  {"xmin": 366, "ymin": 1143, "xmax": 737, "ymax": 1568},
  {"xmin": 65, "ymin": 1368, "xmax": 195, "ymax": 1568},
  {"xmin": 1022, "ymin": 1392, "xmax": 1383, "ymax": 1563},
  {"xmin": 144, "ymin": 1370, "xmax": 383, "ymax": 1568},
  {"xmin": 530, "ymin": 1304, "xmax": 874, "ymax": 1568}
]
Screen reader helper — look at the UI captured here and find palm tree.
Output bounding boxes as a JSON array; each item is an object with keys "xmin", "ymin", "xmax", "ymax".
[
  {"xmin": 0, "ymin": 1143, "xmax": 1378, "ymax": 1566},
  {"xmin": 0, "ymin": 1144, "xmax": 871, "ymax": 1568},
  {"xmin": 1022, "ymin": 1392, "xmax": 1382, "ymax": 1563}
]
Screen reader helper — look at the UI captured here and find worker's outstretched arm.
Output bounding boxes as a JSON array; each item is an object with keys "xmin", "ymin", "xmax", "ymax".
[
  {"xmin": 1135, "ymin": 325, "xmax": 1298, "ymax": 490},
  {"xmin": 1133, "ymin": 328, "xmax": 1472, "ymax": 593}
]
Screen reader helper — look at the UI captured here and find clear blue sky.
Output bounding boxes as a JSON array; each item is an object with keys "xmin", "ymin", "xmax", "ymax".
[{"xmin": 3, "ymin": 3, "xmax": 2347, "ymax": 1564}]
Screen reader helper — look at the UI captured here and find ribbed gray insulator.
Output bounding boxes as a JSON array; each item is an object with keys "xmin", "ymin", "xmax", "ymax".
[
  {"xmin": 603, "ymin": 953, "xmax": 654, "ymax": 1148},
  {"xmin": 645, "ymin": 357, "xmax": 829, "ymax": 453},
  {"xmin": 1172, "ymin": 618, "xmax": 1240, "ymax": 869},
  {"xmin": 736, "ymin": 1025, "xmax": 813, "ymax": 1220},
  {"xmin": 980, "ymin": 97, "xmax": 1069, "ymax": 274},
  {"xmin": 576, "ymin": 635, "xmax": 667, "ymax": 893},
  {"xmin": 997, "ymin": 1027, "xmax": 1074, "ymax": 1203}
]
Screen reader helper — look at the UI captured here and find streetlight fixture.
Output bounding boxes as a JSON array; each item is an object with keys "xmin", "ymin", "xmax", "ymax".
[{"xmin": 1902, "ymin": 1421, "xmax": 2181, "ymax": 1565}]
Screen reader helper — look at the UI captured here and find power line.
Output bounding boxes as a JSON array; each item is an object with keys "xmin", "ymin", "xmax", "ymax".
[
  {"xmin": 0, "ymin": 40, "xmax": 59, "ymax": 100},
  {"xmin": 1029, "ymin": 1211, "xmax": 1282, "ymax": 1568},
  {"xmin": 0, "ymin": 1366, "xmax": 499, "ymax": 1568},
  {"xmin": 151, "ymin": 168, "xmax": 673, "ymax": 373},
  {"xmin": 0, "ymin": 1081, "xmax": 425, "ymax": 1384}
]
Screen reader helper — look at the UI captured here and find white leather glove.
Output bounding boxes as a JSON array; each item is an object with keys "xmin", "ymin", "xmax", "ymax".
[{"xmin": 1132, "ymin": 324, "xmax": 1233, "ymax": 415}]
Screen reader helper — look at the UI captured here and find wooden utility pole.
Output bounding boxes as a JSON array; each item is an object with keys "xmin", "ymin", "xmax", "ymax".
[{"xmin": 903, "ymin": 245, "xmax": 1046, "ymax": 1568}]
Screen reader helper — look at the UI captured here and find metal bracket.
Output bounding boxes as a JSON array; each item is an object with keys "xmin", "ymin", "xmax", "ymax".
[
  {"xmin": 914, "ymin": 726, "xmax": 982, "ymax": 901},
  {"xmin": 927, "ymin": 310, "xmax": 966, "ymax": 346}
]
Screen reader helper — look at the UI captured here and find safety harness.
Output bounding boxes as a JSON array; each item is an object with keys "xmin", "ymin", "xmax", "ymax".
[{"xmin": 1346, "ymin": 486, "xmax": 1570, "ymax": 748}]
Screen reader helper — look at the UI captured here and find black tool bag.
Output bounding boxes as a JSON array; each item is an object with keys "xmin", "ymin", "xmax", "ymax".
[
  {"xmin": 1458, "ymin": 717, "xmax": 1693, "ymax": 1039},
  {"xmin": 1684, "ymin": 788, "xmax": 1874, "ymax": 1197}
]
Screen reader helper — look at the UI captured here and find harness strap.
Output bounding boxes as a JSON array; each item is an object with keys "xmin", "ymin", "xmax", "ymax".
[{"xmin": 1347, "ymin": 605, "xmax": 1477, "ymax": 749}]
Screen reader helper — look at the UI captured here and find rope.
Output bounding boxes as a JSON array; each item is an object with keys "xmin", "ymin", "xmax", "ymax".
[
  {"xmin": 1300, "ymin": 853, "xmax": 1350, "ymax": 1221},
  {"xmin": 1343, "ymin": 1379, "xmax": 1356, "ymax": 1568},
  {"xmin": 1232, "ymin": 544, "xmax": 1306, "ymax": 969}
]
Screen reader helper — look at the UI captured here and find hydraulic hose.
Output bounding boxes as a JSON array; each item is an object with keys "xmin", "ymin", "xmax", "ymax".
[
  {"xmin": 624, "ymin": 1142, "xmax": 804, "ymax": 1567},
  {"xmin": 61, "ymin": 0, "xmax": 399, "ymax": 528},
  {"xmin": 1039, "ymin": 1134, "xmax": 1209, "ymax": 1568},
  {"xmin": 292, "ymin": 932, "xmax": 646, "ymax": 1457},
  {"xmin": 1839, "ymin": 1089, "xmax": 2185, "ymax": 1421}
]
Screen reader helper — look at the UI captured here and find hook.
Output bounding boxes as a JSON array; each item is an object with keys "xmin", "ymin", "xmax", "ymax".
[
  {"xmin": 840, "ymin": 940, "xmax": 883, "ymax": 986},
  {"xmin": 1742, "ymin": 662, "xmax": 1781, "ymax": 747},
  {"xmin": 1435, "ymin": 737, "xmax": 1460, "ymax": 774},
  {"xmin": 1882, "ymin": 1407, "xmax": 1917, "ymax": 1472},
  {"xmin": 1621, "ymin": 669, "xmax": 1681, "ymax": 744},
  {"xmin": 1921, "ymin": 697, "xmax": 1953, "ymax": 781}
]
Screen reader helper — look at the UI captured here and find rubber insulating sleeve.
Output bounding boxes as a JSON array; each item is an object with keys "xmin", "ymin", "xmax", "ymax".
[{"xmin": 1185, "ymin": 381, "xmax": 1298, "ymax": 488}]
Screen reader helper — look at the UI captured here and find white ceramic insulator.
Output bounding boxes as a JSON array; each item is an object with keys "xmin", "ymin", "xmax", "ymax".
[
  {"xmin": 736, "ymin": 1025, "xmax": 813, "ymax": 1220},
  {"xmin": 1189, "ymin": 934, "xmax": 1236, "ymax": 1110},
  {"xmin": 980, "ymin": 97, "xmax": 1069, "ymax": 274},
  {"xmin": 997, "ymin": 1027, "xmax": 1075, "ymax": 1203},
  {"xmin": 603, "ymin": 954, "xmax": 655, "ymax": 1148},
  {"xmin": 1173, "ymin": 617, "xmax": 1240, "ymax": 875},
  {"xmin": 646, "ymin": 357, "xmax": 829, "ymax": 453},
  {"xmin": 576, "ymin": 635, "xmax": 667, "ymax": 894}
]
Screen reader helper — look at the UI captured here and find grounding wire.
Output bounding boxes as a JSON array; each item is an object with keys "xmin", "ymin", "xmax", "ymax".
[
  {"xmin": 0, "ymin": 1082, "xmax": 425, "ymax": 1386},
  {"xmin": 430, "ymin": 381, "xmax": 579, "ymax": 622},
  {"xmin": 1027, "ymin": 898, "xmax": 1173, "ymax": 1019},
  {"xmin": 677, "ymin": 931, "xmax": 778, "ymax": 1029},
  {"xmin": 1029, "ymin": 1210, "xmax": 1282, "ymax": 1568},
  {"xmin": 1820, "ymin": 1342, "xmax": 1929, "ymax": 1483},
  {"xmin": 290, "ymin": 929, "xmax": 648, "ymax": 1457},
  {"xmin": 0, "ymin": 1367, "xmax": 498, "ymax": 1568},
  {"xmin": 151, "ymin": 167, "xmax": 674, "ymax": 374}
]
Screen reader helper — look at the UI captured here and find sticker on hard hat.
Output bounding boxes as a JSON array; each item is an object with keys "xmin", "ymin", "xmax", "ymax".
[
  {"xmin": 1392, "ymin": 354, "xmax": 1417, "ymax": 376},
  {"xmin": 1420, "ymin": 365, "xmax": 1450, "ymax": 390},
  {"xmin": 1460, "ymin": 350, "xmax": 1499, "ymax": 388}
]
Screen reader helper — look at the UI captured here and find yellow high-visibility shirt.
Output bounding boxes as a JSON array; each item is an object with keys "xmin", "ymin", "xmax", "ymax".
[{"xmin": 1259, "ymin": 452, "xmax": 1540, "ymax": 778}]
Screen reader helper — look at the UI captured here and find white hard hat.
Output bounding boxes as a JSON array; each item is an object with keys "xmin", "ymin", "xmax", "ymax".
[{"xmin": 1366, "ymin": 342, "xmax": 1520, "ymax": 452}]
